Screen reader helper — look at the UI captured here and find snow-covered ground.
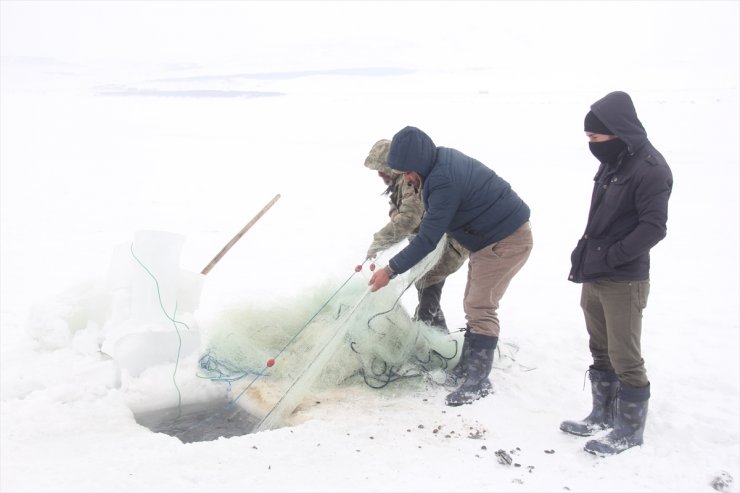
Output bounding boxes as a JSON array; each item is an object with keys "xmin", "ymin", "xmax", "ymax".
[{"xmin": 1, "ymin": 2, "xmax": 738, "ymax": 492}]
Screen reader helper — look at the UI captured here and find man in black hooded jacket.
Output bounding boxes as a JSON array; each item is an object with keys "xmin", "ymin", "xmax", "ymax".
[{"xmin": 560, "ymin": 91, "xmax": 673, "ymax": 456}]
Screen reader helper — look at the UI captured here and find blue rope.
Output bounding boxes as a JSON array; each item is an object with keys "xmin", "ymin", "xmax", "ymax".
[{"xmin": 197, "ymin": 352, "xmax": 255, "ymax": 382}]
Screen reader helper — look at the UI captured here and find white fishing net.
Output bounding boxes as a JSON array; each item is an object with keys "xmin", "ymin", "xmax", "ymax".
[{"xmin": 198, "ymin": 236, "xmax": 464, "ymax": 431}]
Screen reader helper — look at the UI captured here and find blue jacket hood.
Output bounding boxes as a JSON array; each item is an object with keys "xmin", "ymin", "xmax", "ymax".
[
  {"xmin": 387, "ymin": 126, "xmax": 437, "ymax": 178},
  {"xmin": 384, "ymin": 127, "xmax": 531, "ymax": 275}
]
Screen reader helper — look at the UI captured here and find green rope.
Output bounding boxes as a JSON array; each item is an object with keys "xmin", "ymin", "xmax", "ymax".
[{"xmin": 129, "ymin": 242, "xmax": 191, "ymax": 417}]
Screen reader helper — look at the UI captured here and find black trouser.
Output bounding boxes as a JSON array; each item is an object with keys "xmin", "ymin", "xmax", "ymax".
[{"xmin": 415, "ymin": 281, "xmax": 447, "ymax": 330}]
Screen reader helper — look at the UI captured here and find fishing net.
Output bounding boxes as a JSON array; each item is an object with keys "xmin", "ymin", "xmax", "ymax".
[{"xmin": 198, "ymin": 236, "xmax": 463, "ymax": 431}]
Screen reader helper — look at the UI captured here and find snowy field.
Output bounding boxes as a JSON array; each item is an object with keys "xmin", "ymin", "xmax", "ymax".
[{"xmin": 1, "ymin": 2, "xmax": 739, "ymax": 492}]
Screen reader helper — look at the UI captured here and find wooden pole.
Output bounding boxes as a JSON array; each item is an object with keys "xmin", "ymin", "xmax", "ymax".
[{"xmin": 200, "ymin": 193, "xmax": 281, "ymax": 275}]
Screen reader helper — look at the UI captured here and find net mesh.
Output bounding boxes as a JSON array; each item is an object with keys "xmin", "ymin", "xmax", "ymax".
[{"xmin": 198, "ymin": 237, "xmax": 461, "ymax": 431}]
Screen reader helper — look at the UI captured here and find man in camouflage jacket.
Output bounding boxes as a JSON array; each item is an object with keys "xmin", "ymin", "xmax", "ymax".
[{"xmin": 364, "ymin": 139, "xmax": 468, "ymax": 332}]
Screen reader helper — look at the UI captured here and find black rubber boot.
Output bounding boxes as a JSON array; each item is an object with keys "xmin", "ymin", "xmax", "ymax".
[
  {"xmin": 414, "ymin": 281, "xmax": 448, "ymax": 333},
  {"xmin": 445, "ymin": 332, "xmax": 498, "ymax": 406},
  {"xmin": 560, "ymin": 367, "xmax": 619, "ymax": 436},
  {"xmin": 444, "ymin": 328, "xmax": 475, "ymax": 387},
  {"xmin": 584, "ymin": 382, "xmax": 650, "ymax": 456}
]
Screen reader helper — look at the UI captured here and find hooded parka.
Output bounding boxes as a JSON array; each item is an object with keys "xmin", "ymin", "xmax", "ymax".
[{"xmin": 569, "ymin": 91, "xmax": 673, "ymax": 283}]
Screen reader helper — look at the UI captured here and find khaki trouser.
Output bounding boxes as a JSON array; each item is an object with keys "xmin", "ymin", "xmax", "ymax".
[
  {"xmin": 463, "ymin": 222, "xmax": 533, "ymax": 338},
  {"xmin": 581, "ymin": 280, "xmax": 650, "ymax": 387}
]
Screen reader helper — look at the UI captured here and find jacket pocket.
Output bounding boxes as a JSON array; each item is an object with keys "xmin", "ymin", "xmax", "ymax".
[
  {"xmin": 582, "ymin": 239, "xmax": 612, "ymax": 278},
  {"xmin": 570, "ymin": 238, "xmax": 586, "ymax": 268},
  {"xmin": 447, "ymin": 237, "xmax": 467, "ymax": 259},
  {"xmin": 602, "ymin": 173, "xmax": 635, "ymax": 208}
]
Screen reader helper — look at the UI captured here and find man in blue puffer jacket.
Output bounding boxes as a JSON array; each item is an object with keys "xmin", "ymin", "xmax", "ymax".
[
  {"xmin": 560, "ymin": 91, "xmax": 672, "ymax": 456},
  {"xmin": 368, "ymin": 126, "xmax": 533, "ymax": 406}
]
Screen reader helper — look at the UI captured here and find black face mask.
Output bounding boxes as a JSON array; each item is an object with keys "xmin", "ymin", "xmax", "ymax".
[{"xmin": 589, "ymin": 139, "xmax": 627, "ymax": 164}]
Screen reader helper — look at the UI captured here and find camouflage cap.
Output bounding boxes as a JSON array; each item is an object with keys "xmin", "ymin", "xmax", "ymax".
[{"xmin": 363, "ymin": 139, "xmax": 392, "ymax": 171}]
